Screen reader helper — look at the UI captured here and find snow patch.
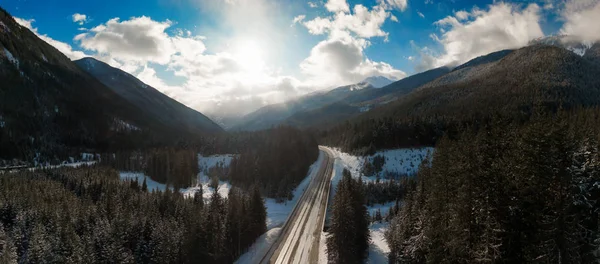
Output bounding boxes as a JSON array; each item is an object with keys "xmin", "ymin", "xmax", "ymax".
[
  {"xmin": 328, "ymin": 147, "xmax": 434, "ymax": 191},
  {"xmin": 112, "ymin": 119, "xmax": 140, "ymax": 131},
  {"xmin": 264, "ymin": 151, "xmax": 324, "ymax": 229},
  {"xmin": 41, "ymin": 54, "xmax": 48, "ymax": 62},
  {"xmin": 235, "ymin": 151, "xmax": 325, "ymax": 262},
  {"xmin": 3, "ymin": 48, "xmax": 19, "ymax": 68},
  {"xmin": 81, "ymin": 153, "xmax": 98, "ymax": 161},
  {"xmin": 368, "ymin": 201, "xmax": 396, "ymax": 217},
  {"xmin": 367, "ymin": 222, "xmax": 390, "ymax": 264},
  {"xmin": 0, "ymin": 21, "xmax": 9, "ymax": 33},
  {"xmin": 0, "ymin": 115, "xmax": 4, "ymax": 128},
  {"xmin": 319, "ymin": 231, "xmax": 329, "ymax": 263},
  {"xmin": 235, "ymin": 228, "xmax": 282, "ymax": 264},
  {"xmin": 120, "ymin": 172, "xmax": 169, "ymax": 192}
]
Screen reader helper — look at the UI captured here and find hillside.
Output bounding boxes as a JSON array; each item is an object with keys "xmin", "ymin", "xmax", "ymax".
[
  {"xmin": 0, "ymin": 8, "xmax": 221, "ymax": 161},
  {"xmin": 323, "ymin": 45, "xmax": 600, "ymax": 152},
  {"xmin": 233, "ymin": 82, "xmax": 374, "ymax": 131},
  {"xmin": 75, "ymin": 58, "xmax": 222, "ymax": 135},
  {"xmin": 236, "ymin": 68, "xmax": 450, "ymax": 131}
]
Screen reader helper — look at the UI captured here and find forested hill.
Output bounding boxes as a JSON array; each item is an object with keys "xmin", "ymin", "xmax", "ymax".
[
  {"xmin": 320, "ymin": 44, "xmax": 600, "ymax": 153},
  {"xmin": 74, "ymin": 58, "xmax": 222, "ymax": 135},
  {"xmin": 0, "ymin": 8, "xmax": 222, "ymax": 162},
  {"xmin": 387, "ymin": 109, "xmax": 600, "ymax": 263}
]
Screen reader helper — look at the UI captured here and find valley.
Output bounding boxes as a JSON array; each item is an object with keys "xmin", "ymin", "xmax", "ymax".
[{"xmin": 2, "ymin": 1, "xmax": 600, "ymax": 264}]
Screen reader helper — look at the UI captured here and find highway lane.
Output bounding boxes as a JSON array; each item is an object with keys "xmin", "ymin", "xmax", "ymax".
[{"xmin": 259, "ymin": 146, "xmax": 334, "ymax": 264}]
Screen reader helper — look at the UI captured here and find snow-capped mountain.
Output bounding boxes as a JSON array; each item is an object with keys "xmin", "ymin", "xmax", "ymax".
[
  {"xmin": 530, "ymin": 35, "xmax": 595, "ymax": 57},
  {"xmin": 361, "ymin": 76, "xmax": 395, "ymax": 88}
]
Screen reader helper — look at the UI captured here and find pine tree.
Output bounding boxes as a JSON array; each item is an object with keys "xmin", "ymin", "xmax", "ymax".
[
  {"xmin": 141, "ymin": 177, "xmax": 148, "ymax": 192},
  {"xmin": 327, "ymin": 170, "xmax": 370, "ymax": 264},
  {"xmin": 0, "ymin": 224, "xmax": 17, "ymax": 264}
]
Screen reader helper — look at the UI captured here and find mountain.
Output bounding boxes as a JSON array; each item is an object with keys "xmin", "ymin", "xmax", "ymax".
[
  {"xmin": 323, "ymin": 44, "xmax": 600, "ymax": 151},
  {"xmin": 583, "ymin": 42, "xmax": 600, "ymax": 65},
  {"xmin": 361, "ymin": 76, "xmax": 394, "ymax": 88},
  {"xmin": 232, "ymin": 82, "xmax": 374, "ymax": 131},
  {"xmin": 234, "ymin": 68, "xmax": 450, "ymax": 131},
  {"xmin": 0, "ymin": 8, "xmax": 221, "ymax": 160},
  {"xmin": 74, "ymin": 57, "xmax": 222, "ymax": 135},
  {"xmin": 530, "ymin": 35, "xmax": 597, "ymax": 56}
]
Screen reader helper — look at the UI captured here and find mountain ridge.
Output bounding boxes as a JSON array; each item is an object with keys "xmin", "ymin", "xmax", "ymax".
[{"xmin": 74, "ymin": 57, "xmax": 223, "ymax": 135}]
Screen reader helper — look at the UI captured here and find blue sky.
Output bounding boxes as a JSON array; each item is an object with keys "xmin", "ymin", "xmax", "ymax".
[{"xmin": 3, "ymin": 0, "xmax": 599, "ymax": 117}]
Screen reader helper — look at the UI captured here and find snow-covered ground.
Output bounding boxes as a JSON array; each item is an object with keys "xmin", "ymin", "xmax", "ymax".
[
  {"xmin": 368, "ymin": 201, "xmax": 396, "ymax": 217},
  {"xmin": 119, "ymin": 154, "xmax": 236, "ymax": 200},
  {"xmin": 329, "ymin": 147, "xmax": 433, "ymax": 184},
  {"xmin": 321, "ymin": 147, "xmax": 433, "ymax": 263},
  {"xmin": 120, "ymin": 172, "xmax": 170, "ymax": 192},
  {"xmin": 181, "ymin": 154, "xmax": 236, "ymax": 200},
  {"xmin": 235, "ymin": 228, "xmax": 282, "ymax": 263},
  {"xmin": 118, "ymin": 152, "xmax": 325, "ymax": 231},
  {"xmin": 234, "ymin": 151, "xmax": 325, "ymax": 263},
  {"xmin": 264, "ymin": 151, "xmax": 324, "ymax": 229},
  {"xmin": 367, "ymin": 222, "xmax": 391, "ymax": 264}
]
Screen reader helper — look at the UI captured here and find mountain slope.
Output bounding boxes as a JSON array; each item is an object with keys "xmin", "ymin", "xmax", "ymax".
[
  {"xmin": 361, "ymin": 76, "xmax": 394, "ymax": 88},
  {"xmin": 323, "ymin": 44, "xmax": 600, "ymax": 152},
  {"xmin": 232, "ymin": 82, "xmax": 374, "ymax": 131},
  {"xmin": 0, "ymin": 8, "xmax": 220, "ymax": 160},
  {"xmin": 74, "ymin": 57, "xmax": 222, "ymax": 135},
  {"xmin": 235, "ymin": 68, "xmax": 450, "ymax": 131}
]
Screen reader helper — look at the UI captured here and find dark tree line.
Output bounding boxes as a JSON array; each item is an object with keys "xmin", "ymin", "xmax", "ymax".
[
  {"xmin": 101, "ymin": 148, "xmax": 199, "ymax": 189},
  {"xmin": 319, "ymin": 117, "xmax": 442, "ymax": 155},
  {"xmin": 386, "ymin": 109, "xmax": 600, "ymax": 263},
  {"xmin": 0, "ymin": 166, "xmax": 266, "ymax": 263},
  {"xmin": 327, "ymin": 169, "xmax": 371, "ymax": 264},
  {"xmin": 226, "ymin": 126, "xmax": 319, "ymax": 201},
  {"xmin": 363, "ymin": 178, "xmax": 411, "ymax": 207}
]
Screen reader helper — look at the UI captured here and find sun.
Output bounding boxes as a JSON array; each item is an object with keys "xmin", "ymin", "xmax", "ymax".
[{"xmin": 233, "ymin": 39, "xmax": 266, "ymax": 72}]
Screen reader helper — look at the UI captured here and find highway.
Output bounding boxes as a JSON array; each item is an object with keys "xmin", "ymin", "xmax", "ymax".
[{"xmin": 259, "ymin": 146, "xmax": 334, "ymax": 264}]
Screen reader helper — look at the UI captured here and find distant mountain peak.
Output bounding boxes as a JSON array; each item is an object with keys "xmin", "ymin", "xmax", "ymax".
[{"xmin": 361, "ymin": 76, "xmax": 395, "ymax": 88}]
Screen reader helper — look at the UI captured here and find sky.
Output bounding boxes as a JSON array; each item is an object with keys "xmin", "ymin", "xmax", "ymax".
[{"xmin": 3, "ymin": 0, "xmax": 600, "ymax": 119}]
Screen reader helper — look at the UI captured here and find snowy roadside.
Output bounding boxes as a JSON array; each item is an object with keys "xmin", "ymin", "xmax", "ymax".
[
  {"xmin": 235, "ymin": 151, "xmax": 325, "ymax": 263},
  {"xmin": 319, "ymin": 146, "xmax": 432, "ymax": 263}
]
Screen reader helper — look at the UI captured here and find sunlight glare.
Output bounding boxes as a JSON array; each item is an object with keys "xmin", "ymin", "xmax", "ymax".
[{"xmin": 233, "ymin": 39, "xmax": 266, "ymax": 73}]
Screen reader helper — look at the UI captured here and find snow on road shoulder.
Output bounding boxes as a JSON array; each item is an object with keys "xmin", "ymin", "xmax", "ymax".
[
  {"xmin": 236, "ymin": 150, "xmax": 324, "ymax": 263},
  {"xmin": 235, "ymin": 228, "xmax": 281, "ymax": 264},
  {"xmin": 264, "ymin": 150, "xmax": 324, "ymax": 230}
]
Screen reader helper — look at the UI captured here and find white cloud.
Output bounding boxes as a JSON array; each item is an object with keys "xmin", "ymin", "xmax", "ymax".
[
  {"xmin": 300, "ymin": 31, "xmax": 405, "ymax": 86},
  {"xmin": 297, "ymin": 0, "xmax": 406, "ymax": 88},
  {"xmin": 77, "ymin": 17, "xmax": 174, "ymax": 64},
  {"xmin": 72, "ymin": 13, "xmax": 87, "ymax": 25},
  {"xmin": 454, "ymin": 10, "xmax": 469, "ymax": 20},
  {"xmin": 308, "ymin": 1, "xmax": 319, "ymax": 8},
  {"xmin": 292, "ymin": 15, "xmax": 306, "ymax": 26},
  {"xmin": 380, "ymin": 0, "xmax": 408, "ymax": 12},
  {"xmin": 418, "ymin": 11, "xmax": 425, "ymax": 18},
  {"xmin": 423, "ymin": 2, "xmax": 543, "ymax": 69},
  {"xmin": 304, "ymin": 4, "xmax": 391, "ymax": 38},
  {"xmin": 325, "ymin": 0, "xmax": 350, "ymax": 13},
  {"xmin": 14, "ymin": 17, "xmax": 89, "ymax": 60},
  {"xmin": 560, "ymin": 0, "xmax": 600, "ymax": 43}
]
